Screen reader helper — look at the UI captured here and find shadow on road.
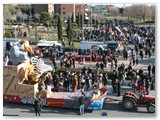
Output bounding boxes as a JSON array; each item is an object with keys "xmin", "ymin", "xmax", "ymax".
[
  {"xmin": 103, "ymin": 102, "xmax": 150, "ymax": 114},
  {"xmin": 139, "ymin": 57, "xmax": 155, "ymax": 66},
  {"xmin": 3, "ymin": 102, "xmax": 92, "ymax": 116}
]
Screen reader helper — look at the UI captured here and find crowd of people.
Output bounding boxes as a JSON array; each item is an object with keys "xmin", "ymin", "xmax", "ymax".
[
  {"xmin": 38, "ymin": 66, "xmax": 108, "ymax": 93},
  {"xmin": 3, "ymin": 18, "xmax": 155, "ymax": 116}
]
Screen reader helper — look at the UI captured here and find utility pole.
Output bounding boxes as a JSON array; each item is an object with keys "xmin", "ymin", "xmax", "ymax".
[
  {"xmin": 47, "ymin": 22, "xmax": 49, "ymax": 40},
  {"xmin": 12, "ymin": 25, "xmax": 18, "ymax": 40},
  {"xmin": 90, "ymin": 7, "xmax": 92, "ymax": 39}
]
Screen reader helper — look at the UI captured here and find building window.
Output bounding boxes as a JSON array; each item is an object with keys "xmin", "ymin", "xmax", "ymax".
[{"xmin": 63, "ymin": 12, "xmax": 65, "ymax": 14}]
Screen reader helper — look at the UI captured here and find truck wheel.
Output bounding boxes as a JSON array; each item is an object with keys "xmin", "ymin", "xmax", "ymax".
[
  {"xmin": 147, "ymin": 103, "xmax": 155, "ymax": 113},
  {"xmin": 122, "ymin": 98, "xmax": 136, "ymax": 111}
]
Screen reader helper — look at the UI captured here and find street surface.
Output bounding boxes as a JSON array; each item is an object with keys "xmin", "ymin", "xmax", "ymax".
[{"xmin": 3, "ymin": 89, "xmax": 155, "ymax": 117}]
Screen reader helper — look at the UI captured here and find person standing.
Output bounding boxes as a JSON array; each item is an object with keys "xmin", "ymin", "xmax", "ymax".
[
  {"xmin": 148, "ymin": 64, "xmax": 152, "ymax": 76},
  {"xmin": 102, "ymin": 73, "xmax": 108, "ymax": 86},
  {"xmin": 114, "ymin": 57, "xmax": 118, "ymax": 69},
  {"xmin": 117, "ymin": 79, "xmax": 121, "ymax": 97},
  {"xmin": 140, "ymin": 49, "xmax": 143, "ymax": 60},
  {"xmin": 72, "ymin": 74, "xmax": 78, "ymax": 92},
  {"xmin": 34, "ymin": 98, "xmax": 41, "ymax": 116},
  {"xmin": 72, "ymin": 56, "xmax": 75, "ymax": 68},
  {"xmin": 60, "ymin": 55, "xmax": 64, "ymax": 68},
  {"xmin": 111, "ymin": 59, "xmax": 114, "ymax": 70},
  {"xmin": 79, "ymin": 54, "xmax": 82, "ymax": 64},
  {"xmin": 133, "ymin": 57, "xmax": 135, "ymax": 66},
  {"xmin": 100, "ymin": 62, "xmax": 104, "ymax": 70},
  {"xmin": 96, "ymin": 62, "xmax": 100, "ymax": 70},
  {"xmin": 152, "ymin": 64, "xmax": 155, "ymax": 76},
  {"xmin": 79, "ymin": 92, "xmax": 85, "ymax": 115},
  {"xmin": 136, "ymin": 57, "xmax": 139, "ymax": 65},
  {"xmin": 112, "ymin": 70, "xmax": 118, "ymax": 94}
]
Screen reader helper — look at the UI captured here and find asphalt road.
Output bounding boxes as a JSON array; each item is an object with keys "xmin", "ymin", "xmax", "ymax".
[{"xmin": 3, "ymin": 89, "xmax": 155, "ymax": 117}]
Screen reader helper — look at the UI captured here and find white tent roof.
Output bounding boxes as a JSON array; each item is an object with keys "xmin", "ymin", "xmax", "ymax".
[
  {"xmin": 37, "ymin": 41, "xmax": 62, "ymax": 47},
  {"xmin": 37, "ymin": 43, "xmax": 54, "ymax": 47}
]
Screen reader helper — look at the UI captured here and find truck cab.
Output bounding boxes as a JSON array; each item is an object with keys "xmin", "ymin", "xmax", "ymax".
[
  {"xmin": 3, "ymin": 38, "xmax": 24, "ymax": 52},
  {"xmin": 36, "ymin": 40, "xmax": 64, "ymax": 54}
]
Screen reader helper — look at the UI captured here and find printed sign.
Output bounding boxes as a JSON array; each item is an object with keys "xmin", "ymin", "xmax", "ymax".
[
  {"xmin": 19, "ymin": 84, "xmax": 35, "ymax": 98},
  {"xmin": 3, "ymin": 66, "xmax": 19, "ymax": 96},
  {"xmin": 46, "ymin": 98, "xmax": 65, "ymax": 107}
]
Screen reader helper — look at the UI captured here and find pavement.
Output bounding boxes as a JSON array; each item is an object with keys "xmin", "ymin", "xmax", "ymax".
[{"xmin": 44, "ymin": 55, "xmax": 155, "ymax": 73}]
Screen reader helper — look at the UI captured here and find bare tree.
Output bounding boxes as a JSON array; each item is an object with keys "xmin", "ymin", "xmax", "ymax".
[
  {"xmin": 148, "ymin": 5, "xmax": 155, "ymax": 21},
  {"xmin": 3, "ymin": 4, "xmax": 23, "ymax": 24},
  {"xmin": 108, "ymin": 7, "xmax": 119, "ymax": 18},
  {"xmin": 3, "ymin": 5, "xmax": 13, "ymax": 24},
  {"xmin": 124, "ymin": 4, "xmax": 150, "ymax": 22},
  {"xmin": 124, "ymin": 6, "xmax": 133, "ymax": 19},
  {"xmin": 21, "ymin": 14, "xmax": 28, "ymax": 24}
]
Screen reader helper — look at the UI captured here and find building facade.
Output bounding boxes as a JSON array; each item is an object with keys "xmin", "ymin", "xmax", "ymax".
[
  {"xmin": 54, "ymin": 4, "xmax": 88, "ymax": 21},
  {"xmin": 32, "ymin": 4, "xmax": 54, "ymax": 15},
  {"xmin": 33, "ymin": 4, "xmax": 88, "ymax": 20}
]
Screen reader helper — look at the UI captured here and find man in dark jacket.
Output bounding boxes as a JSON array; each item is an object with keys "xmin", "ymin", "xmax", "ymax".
[
  {"xmin": 34, "ymin": 98, "xmax": 41, "ymax": 116},
  {"xmin": 148, "ymin": 64, "xmax": 152, "ymax": 76},
  {"xmin": 152, "ymin": 64, "xmax": 155, "ymax": 76},
  {"xmin": 79, "ymin": 92, "xmax": 85, "ymax": 115}
]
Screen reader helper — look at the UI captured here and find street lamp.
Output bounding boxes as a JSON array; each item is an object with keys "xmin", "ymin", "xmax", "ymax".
[
  {"xmin": 3, "ymin": 23, "xmax": 5, "ymax": 37},
  {"xmin": 12, "ymin": 25, "xmax": 18, "ymax": 40},
  {"xmin": 81, "ymin": 4, "xmax": 84, "ymax": 41}
]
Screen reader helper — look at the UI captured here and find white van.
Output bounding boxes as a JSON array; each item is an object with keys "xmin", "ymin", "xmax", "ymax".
[
  {"xmin": 80, "ymin": 41, "xmax": 104, "ymax": 50},
  {"xmin": 36, "ymin": 40, "xmax": 64, "ymax": 54}
]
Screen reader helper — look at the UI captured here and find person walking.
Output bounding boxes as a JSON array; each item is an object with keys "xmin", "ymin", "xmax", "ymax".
[
  {"xmin": 136, "ymin": 57, "xmax": 139, "ymax": 65},
  {"xmin": 148, "ymin": 64, "xmax": 152, "ymax": 76},
  {"xmin": 79, "ymin": 92, "xmax": 85, "ymax": 115},
  {"xmin": 34, "ymin": 98, "xmax": 41, "ymax": 116}
]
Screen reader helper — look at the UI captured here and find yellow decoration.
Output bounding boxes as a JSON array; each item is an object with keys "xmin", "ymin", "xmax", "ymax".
[
  {"xmin": 24, "ymin": 64, "xmax": 40, "ymax": 83},
  {"xmin": 23, "ymin": 40, "xmax": 32, "ymax": 54}
]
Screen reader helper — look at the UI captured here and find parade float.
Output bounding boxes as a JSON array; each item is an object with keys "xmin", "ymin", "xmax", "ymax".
[{"xmin": 3, "ymin": 40, "xmax": 107, "ymax": 110}]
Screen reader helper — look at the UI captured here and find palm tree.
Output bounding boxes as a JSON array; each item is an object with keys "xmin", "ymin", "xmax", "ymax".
[
  {"xmin": 21, "ymin": 14, "xmax": 28, "ymax": 24},
  {"xmin": 34, "ymin": 13, "xmax": 40, "ymax": 24},
  {"xmin": 33, "ymin": 13, "xmax": 40, "ymax": 39}
]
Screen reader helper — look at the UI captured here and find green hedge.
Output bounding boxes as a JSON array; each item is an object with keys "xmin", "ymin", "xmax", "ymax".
[
  {"xmin": 4, "ymin": 32, "xmax": 12, "ymax": 38},
  {"xmin": 145, "ymin": 21, "xmax": 155, "ymax": 23}
]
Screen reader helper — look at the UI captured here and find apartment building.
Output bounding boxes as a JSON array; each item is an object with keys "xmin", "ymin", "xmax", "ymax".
[{"xmin": 32, "ymin": 4, "xmax": 54, "ymax": 15}]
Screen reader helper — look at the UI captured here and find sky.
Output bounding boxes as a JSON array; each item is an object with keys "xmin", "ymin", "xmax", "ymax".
[{"xmin": 90, "ymin": 4, "xmax": 131, "ymax": 7}]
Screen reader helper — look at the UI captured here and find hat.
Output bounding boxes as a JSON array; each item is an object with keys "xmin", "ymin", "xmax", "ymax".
[
  {"xmin": 10, "ymin": 42, "xmax": 16, "ymax": 46},
  {"xmin": 82, "ymin": 92, "xmax": 85, "ymax": 96}
]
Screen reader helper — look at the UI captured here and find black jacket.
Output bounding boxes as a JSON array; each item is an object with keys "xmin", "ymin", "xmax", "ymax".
[
  {"xmin": 34, "ymin": 99, "xmax": 41, "ymax": 112},
  {"xmin": 79, "ymin": 95, "xmax": 85, "ymax": 105}
]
